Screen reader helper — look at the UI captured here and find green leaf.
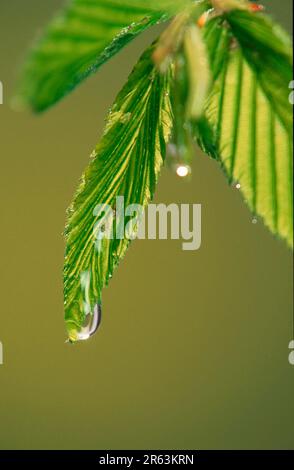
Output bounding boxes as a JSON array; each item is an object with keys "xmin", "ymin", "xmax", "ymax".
[
  {"xmin": 16, "ymin": 0, "xmax": 191, "ymax": 112},
  {"xmin": 226, "ymin": 9, "xmax": 293, "ymax": 132},
  {"xmin": 196, "ymin": 12, "xmax": 293, "ymax": 247},
  {"xmin": 64, "ymin": 42, "xmax": 172, "ymax": 342},
  {"xmin": 183, "ymin": 24, "xmax": 211, "ymax": 120}
]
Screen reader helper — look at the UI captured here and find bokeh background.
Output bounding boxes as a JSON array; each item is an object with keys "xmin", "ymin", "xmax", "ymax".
[{"xmin": 0, "ymin": 0, "xmax": 293, "ymax": 450}]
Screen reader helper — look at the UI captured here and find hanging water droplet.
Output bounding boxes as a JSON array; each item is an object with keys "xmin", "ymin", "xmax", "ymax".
[
  {"xmin": 166, "ymin": 141, "xmax": 192, "ymax": 176},
  {"xmin": 76, "ymin": 304, "xmax": 102, "ymax": 341},
  {"xmin": 289, "ymin": 340, "xmax": 294, "ymax": 365},
  {"xmin": 176, "ymin": 164, "xmax": 191, "ymax": 178},
  {"xmin": 235, "ymin": 183, "xmax": 241, "ymax": 190},
  {"xmin": 252, "ymin": 217, "xmax": 258, "ymax": 224}
]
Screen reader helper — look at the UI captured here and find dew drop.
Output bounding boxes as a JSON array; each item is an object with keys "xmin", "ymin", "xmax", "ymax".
[
  {"xmin": 289, "ymin": 340, "xmax": 294, "ymax": 365},
  {"xmin": 289, "ymin": 352, "xmax": 294, "ymax": 365},
  {"xmin": 235, "ymin": 183, "xmax": 241, "ymax": 190},
  {"xmin": 76, "ymin": 304, "xmax": 102, "ymax": 341},
  {"xmin": 252, "ymin": 217, "xmax": 258, "ymax": 224}
]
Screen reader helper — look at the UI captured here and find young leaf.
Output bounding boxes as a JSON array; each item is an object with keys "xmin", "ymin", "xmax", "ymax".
[
  {"xmin": 64, "ymin": 43, "xmax": 172, "ymax": 342},
  {"xmin": 184, "ymin": 24, "xmax": 211, "ymax": 120},
  {"xmin": 226, "ymin": 9, "xmax": 293, "ymax": 132},
  {"xmin": 195, "ymin": 12, "xmax": 293, "ymax": 246},
  {"xmin": 16, "ymin": 0, "xmax": 191, "ymax": 112}
]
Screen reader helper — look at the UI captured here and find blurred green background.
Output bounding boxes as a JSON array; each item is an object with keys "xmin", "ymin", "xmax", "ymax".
[{"xmin": 0, "ymin": 0, "xmax": 293, "ymax": 450}]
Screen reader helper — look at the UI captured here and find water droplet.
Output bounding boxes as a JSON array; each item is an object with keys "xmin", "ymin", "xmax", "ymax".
[
  {"xmin": 76, "ymin": 304, "xmax": 102, "ymax": 341},
  {"xmin": 289, "ymin": 340, "xmax": 294, "ymax": 365},
  {"xmin": 252, "ymin": 217, "xmax": 258, "ymax": 224},
  {"xmin": 176, "ymin": 164, "xmax": 191, "ymax": 178},
  {"xmin": 289, "ymin": 352, "xmax": 294, "ymax": 365},
  {"xmin": 235, "ymin": 183, "xmax": 241, "ymax": 190}
]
